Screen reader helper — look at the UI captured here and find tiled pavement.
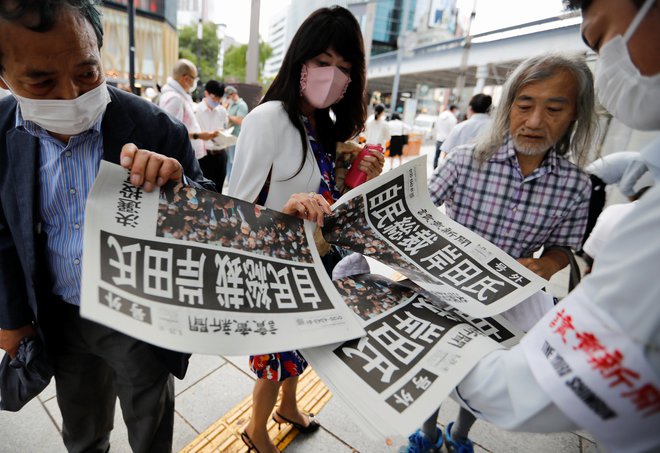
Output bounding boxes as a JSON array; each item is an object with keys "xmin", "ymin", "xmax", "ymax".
[{"xmin": 0, "ymin": 145, "xmax": 602, "ymax": 452}]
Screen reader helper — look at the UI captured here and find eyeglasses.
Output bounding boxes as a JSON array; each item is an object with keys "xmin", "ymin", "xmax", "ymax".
[{"xmin": 186, "ymin": 74, "xmax": 200, "ymax": 87}]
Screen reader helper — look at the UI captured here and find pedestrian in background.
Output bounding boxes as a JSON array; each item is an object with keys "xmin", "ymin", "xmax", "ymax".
[
  {"xmin": 440, "ymin": 93, "xmax": 492, "ymax": 158},
  {"xmin": 387, "ymin": 112, "xmax": 411, "ymax": 168},
  {"xmin": 224, "ymin": 85, "xmax": 248, "ymax": 180},
  {"xmin": 159, "ymin": 59, "xmax": 220, "ymax": 162},
  {"xmin": 433, "ymin": 104, "xmax": 458, "ymax": 168},
  {"xmin": 195, "ymin": 80, "xmax": 229, "ymax": 192},
  {"xmin": 364, "ymin": 103, "xmax": 390, "ymax": 148}
]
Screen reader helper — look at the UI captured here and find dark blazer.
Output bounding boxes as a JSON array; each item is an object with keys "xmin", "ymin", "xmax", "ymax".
[{"xmin": 0, "ymin": 86, "xmax": 214, "ymax": 378}]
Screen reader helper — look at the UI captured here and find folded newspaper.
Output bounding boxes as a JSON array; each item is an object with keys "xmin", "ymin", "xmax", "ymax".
[
  {"xmin": 300, "ymin": 155, "xmax": 547, "ymax": 441},
  {"xmin": 302, "ymin": 273, "xmax": 523, "ymax": 440},
  {"xmin": 322, "ymin": 156, "xmax": 546, "ymax": 318},
  {"xmin": 212, "ymin": 127, "xmax": 237, "ymax": 149},
  {"xmin": 80, "ymin": 162, "xmax": 365, "ymax": 355},
  {"xmin": 80, "ymin": 156, "xmax": 548, "ymax": 443}
]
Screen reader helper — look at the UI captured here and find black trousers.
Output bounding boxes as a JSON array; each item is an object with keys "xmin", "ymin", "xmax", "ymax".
[
  {"xmin": 50, "ymin": 303, "xmax": 174, "ymax": 453},
  {"xmin": 199, "ymin": 150, "xmax": 228, "ymax": 193},
  {"xmin": 433, "ymin": 140, "xmax": 444, "ymax": 169}
]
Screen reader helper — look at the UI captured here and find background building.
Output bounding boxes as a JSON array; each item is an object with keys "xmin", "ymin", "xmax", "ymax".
[
  {"xmin": 263, "ymin": 9, "xmax": 288, "ymax": 79},
  {"xmin": 369, "ymin": 0, "xmax": 417, "ymax": 55},
  {"xmin": 101, "ymin": 0, "xmax": 179, "ymax": 88},
  {"xmin": 262, "ymin": 0, "xmax": 425, "ymax": 76},
  {"xmin": 177, "ymin": 0, "xmax": 213, "ymax": 27}
]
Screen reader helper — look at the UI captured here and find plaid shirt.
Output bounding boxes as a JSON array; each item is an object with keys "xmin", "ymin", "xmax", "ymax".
[{"xmin": 428, "ymin": 137, "xmax": 591, "ymax": 258}]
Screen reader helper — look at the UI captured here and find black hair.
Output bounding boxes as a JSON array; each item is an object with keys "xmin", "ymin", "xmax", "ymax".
[
  {"xmin": 262, "ymin": 6, "xmax": 366, "ymax": 177},
  {"xmin": 391, "ymin": 112, "xmax": 401, "ymax": 120},
  {"xmin": 374, "ymin": 103, "xmax": 385, "ymax": 120},
  {"xmin": 204, "ymin": 79, "xmax": 225, "ymax": 97},
  {"xmin": 469, "ymin": 93, "xmax": 492, "ymax": 114},
  {"xmin": 449, "ymin": 104, "xmax": 458, "ymax": 111},
  {"xmin": 564, "ymin": 0, "xmax": 647, "ymax": 11},
  {"xmin": 0, "ymin": 0, "xmax": 103, "ymax": 73}
]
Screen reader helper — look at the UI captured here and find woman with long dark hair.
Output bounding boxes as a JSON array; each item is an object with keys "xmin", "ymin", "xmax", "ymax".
[{"xmin": 228, "ymin": 6, "xmax": 383, "ymax": 452}]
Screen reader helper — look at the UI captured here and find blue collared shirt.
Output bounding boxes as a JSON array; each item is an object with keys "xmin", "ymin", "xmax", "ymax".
[{"xmin": 16, "ymin": 107, "xmax": 104, "ymax": 306}]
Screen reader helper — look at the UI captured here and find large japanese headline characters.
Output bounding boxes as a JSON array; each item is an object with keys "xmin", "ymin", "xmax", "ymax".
[
  {"xmin": 80, "ymin": 162, "xmax": 364, "ymax": 355},
  {"xmin": 323, "ymin": 158, "xmax": 545, "ymax": 318}
]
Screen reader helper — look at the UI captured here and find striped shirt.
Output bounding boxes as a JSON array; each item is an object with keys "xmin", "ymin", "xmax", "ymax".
[
  {"xmin": 17, "ymin": 108, "xmax": 104, "ymax": 306},
  {"xmin": 428, "ymin": 136, "xmax": 591, "ymax": 258}
]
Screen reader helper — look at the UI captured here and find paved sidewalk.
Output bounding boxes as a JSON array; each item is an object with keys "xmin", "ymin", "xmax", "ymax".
[
  {"xmin": 0, "ymin": 350, "xmax": 600, "ymax": 452},
  {"xmin": 0, "ymin": 145, "xmax": 601, "ymax": 452},
  {"xmin": 0, "ymin": 355, "xmax": 597, "ymax": 453}
]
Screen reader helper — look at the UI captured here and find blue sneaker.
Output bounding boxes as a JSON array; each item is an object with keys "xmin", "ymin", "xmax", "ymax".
[
  {"xmin": 404, "ymin": 428, "xmax": 443, "ymax": 453},
  {"xmin": 444, "ymin": 422, "xmax": 474, "ymax": 453}
]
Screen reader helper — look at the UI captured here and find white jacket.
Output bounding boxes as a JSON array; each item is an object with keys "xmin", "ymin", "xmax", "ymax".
[
  {"xmin": 159, "ymin": 78, "xmax": 204, "ymax": 159},
  {"xmin": 455, "ymin": 171, "xmax": 660, "ymax": 444},
  {"xmin": 228, "ymin": 101, "xmax": 321, "ymax": 210}
]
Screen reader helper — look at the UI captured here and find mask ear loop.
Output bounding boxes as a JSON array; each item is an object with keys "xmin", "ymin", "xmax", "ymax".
[
  {"xmin": 299, "ymin": 64, "xmax": 309, "ymax": 96},
  {"xmin": 335, "ymin": 74, "xmax": 351, "ymax": 103},
  {"xmin": 0, "ymin": 76, "xmax": 16, "ymax": 94},
  {"xmin": 623, "ymin": 0, "xmax": 654, "ymax": 42}
]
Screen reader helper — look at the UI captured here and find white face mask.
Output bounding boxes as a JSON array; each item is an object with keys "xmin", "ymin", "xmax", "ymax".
[
  {"xmin": 4, "ymin": 81, "xmax": 111, "ymax": 135},
  {"xmin": 188, "ymin": 77, "xmax": 199, "ymax": 94},
  {"xmin": 594, "ymin": 0, "xmax": 660, "ymax": 131}
]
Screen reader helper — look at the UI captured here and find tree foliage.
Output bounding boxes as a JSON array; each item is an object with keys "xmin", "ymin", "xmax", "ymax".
[
  {"xmin": 222, "ymin": 40, "xmax": 273, "ymax": 83},
  {"xmin": 178, "ymin": 22, "xmax": 221, "ymax": 82}
]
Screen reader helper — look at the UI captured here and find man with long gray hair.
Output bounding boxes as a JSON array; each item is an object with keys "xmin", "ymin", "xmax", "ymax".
[{"xmin": 408, "ymin": 53, "xmax": 595, "ymax": 453}]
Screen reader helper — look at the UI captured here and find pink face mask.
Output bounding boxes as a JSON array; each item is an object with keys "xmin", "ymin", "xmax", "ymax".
[{"xmin": 300, "ymin": 64, "xmax": 351, "ymax": 109}]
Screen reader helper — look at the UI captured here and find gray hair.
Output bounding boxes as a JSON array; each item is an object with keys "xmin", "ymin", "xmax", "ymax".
[
  {"xmin": 172, "ymin": 59, "xmax": 196, "ymax": 79},
  {"xmin": 475, "ymin": 53, "xmax": 597, "ymax": 168}
]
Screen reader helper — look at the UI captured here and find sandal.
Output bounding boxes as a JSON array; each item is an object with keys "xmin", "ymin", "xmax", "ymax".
[
  {"xmin": 241, "ymin": 430, "xmax": 281, "ymax": 453},
  {"xmin": 272, "ymin": 411, "xmax": 321, "ymax": 433},
  {"xmin": 241, "ymin": 431, "xmax": 261, "ymax": 453}
]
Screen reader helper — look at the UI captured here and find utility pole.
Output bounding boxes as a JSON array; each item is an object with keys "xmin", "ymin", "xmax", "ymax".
[
  {"xmin": 216, "ymin": 23, "xmax": 227, "ymax": 78},
  {"xmin": 128, "ymin": 0, "xmax": 136, "ymax": 93},
  {"xmin": 197, "ymin": 18, "xmax": 203, "ymax": 80},
  {"xmin": 390, "ymin": 0, "xmax": 410, "ymax": 113},
  {"xmin": 454, "ymin": 0, "xmax": 478, "ymax": 106},
  {"xmin": 246, "ymin": 0, "xmax": 261, "ymax": 84}
]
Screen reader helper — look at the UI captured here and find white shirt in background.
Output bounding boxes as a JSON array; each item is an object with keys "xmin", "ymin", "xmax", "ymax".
[
  {"xmin": 364, "ymin": 116, "xmax": 391, "ymax": 147},
  {"xmin": 195, "ymin": 99, "xmax": 228, "ymax": 151},
  {"xmin": 435, "ymin": 109, "xmax": 458, "ymax": 142},
  {"xmin": 441, "ymin": 113, "xmax": 492, "ymax": 154},
  {"xmin": 388, "ymin": 119, "xmax": 411, "ymax": 137}
]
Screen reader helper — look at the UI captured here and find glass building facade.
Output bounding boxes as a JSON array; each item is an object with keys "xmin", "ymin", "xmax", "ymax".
[{"xmin": 371, "ymin": 0, "xmax": 417, "ymax": 55}]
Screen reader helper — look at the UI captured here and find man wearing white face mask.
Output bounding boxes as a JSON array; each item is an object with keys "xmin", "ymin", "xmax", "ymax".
[
  {"xmin": 195, "ymin": 79, "xmax": 229, "ymax": 192},
  {"xmin": 0, "ymin": 2, "xmax": 214, "ymax": 452},
  {"xmin": 440, "ymin": 1, "xmax": 660, "ymax": 452},
  {"xmin": 160, "ymin": 59, "xmax": 220, "ymax": 162}
]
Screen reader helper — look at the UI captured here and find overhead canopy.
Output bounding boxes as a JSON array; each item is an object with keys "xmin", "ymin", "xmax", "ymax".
[{"xmin": 365, "ymin": 15, "xmax": 591, "ymax": 94}]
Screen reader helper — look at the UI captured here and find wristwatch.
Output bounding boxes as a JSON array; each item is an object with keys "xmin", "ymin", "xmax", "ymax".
[{"xmin": 193, "ymin": 132, "xmax": 199, "ymax": 140}]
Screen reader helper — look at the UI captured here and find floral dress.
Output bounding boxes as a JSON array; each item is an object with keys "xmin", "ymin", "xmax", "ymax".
[{"xmin": 249, "ymin": 117, "xmax": 339, "ymax": 381}]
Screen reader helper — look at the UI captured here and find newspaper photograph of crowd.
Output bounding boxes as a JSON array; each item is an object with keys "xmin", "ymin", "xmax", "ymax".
[{"xmin": 156, "ymin": 183, "xmax": 312, "ymax": 263}]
